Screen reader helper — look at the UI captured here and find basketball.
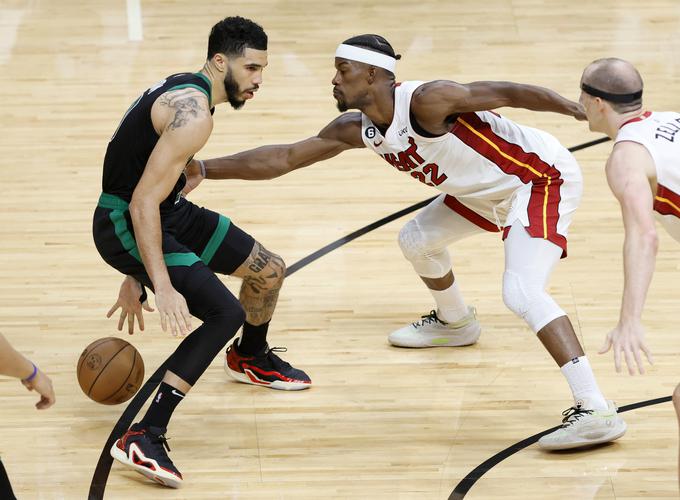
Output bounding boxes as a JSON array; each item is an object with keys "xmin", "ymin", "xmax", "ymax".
[{"xmin": 77, "ymin": 337, "xmax": 144, "ymax": 405}]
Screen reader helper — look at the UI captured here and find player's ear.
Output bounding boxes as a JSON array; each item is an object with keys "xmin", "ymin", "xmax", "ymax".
[
  {"xmin": 367, "ymin": 66, "xmax": 376, "ymax": 84},
  {"xmin": 212, "ymin": 53, "xmax": 228, "ymax": 73}
]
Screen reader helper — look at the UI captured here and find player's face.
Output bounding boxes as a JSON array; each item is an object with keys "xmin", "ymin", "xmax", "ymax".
[
  {"xmin": 224, "ymin": 48, "xmax": 268, "ymax": 110},
  {"xmin": 332, "ymin": 58, "xmax": 369, "ymax": 112}
]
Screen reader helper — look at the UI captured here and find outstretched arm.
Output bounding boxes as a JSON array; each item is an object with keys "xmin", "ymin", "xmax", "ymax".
[
  {"xmin": 192, "ymin": 112, "xmax": 364, "ymax": 182},
  {"xmin": 598, "ymin": 141, "xmax": 658, "ymax": 374},
  {"xmin": 411, "ymin": 80, "xmax": 584, "ymax": 134}
]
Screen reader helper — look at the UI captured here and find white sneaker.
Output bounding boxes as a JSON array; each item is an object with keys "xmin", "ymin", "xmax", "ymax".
[
  {"xmin": 538, "ymin": 399, "xmax": 627, "ymax": 451},
  {"xmin": 388, "ymin": 307, "xmax": 481, "ymax": 348}
]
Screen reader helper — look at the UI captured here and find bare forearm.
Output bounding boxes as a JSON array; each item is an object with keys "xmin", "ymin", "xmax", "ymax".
[
  {"xmin": 0, "ymin": 333, "xmax": 34, "ymax": 379},
  {"xmin": 620, "ymin": 231, "xmax": 658, "ymax": 322},
  {"xmin": 129, "ymin": 200, "xmax": 171, "ymax": 290},
  {"xmin": 503, "ymin": 83, "xmax": 579, "ymax": 116},
  {"xmin": 203, "ymin": 137, "xmax": 350, "ymax": 181},
  {"xmin": 203, "ymin": 145, "xmax": 293, "ymax": 180}
]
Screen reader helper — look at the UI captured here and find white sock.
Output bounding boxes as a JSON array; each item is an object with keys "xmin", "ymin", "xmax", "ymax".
[
  {"xmin": 428, "ymin": 281, "xmax": 468, "ymax": 323},
  {"xmin": 560, "ymin": 356, "xmax": 608, "ymax": 410}
]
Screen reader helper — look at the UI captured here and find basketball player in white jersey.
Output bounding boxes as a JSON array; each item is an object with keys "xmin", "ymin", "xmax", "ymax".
[
  {"xmin": 578, "ymin": 57, "xmax": 680, "ymax": 486},
  {"xmin": 187, "ymin": 35, "xmax": 626, "ymax": 450}
]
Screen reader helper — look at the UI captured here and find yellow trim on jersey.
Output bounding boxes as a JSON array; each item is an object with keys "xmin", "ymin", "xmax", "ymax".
[
  {"xmin": 542, "ymin": 178, "xmax": 551, "ymax": 238},
  {"xmin": 457, "ymin": 118, "xmax": 546, "ymax": 178},
  {"xmin": 458, "ymin": 117, "xmax": 552, "ymax": 238},
  {"xmin": 655, "ymin": 195, "xmax": 680, "ymax": 214}
]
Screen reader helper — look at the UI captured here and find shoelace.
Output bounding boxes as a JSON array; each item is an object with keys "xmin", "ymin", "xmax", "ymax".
[
  {"xmin": 150, "ymin": 433, "xmax": 172, "ymax": 453},
  {"xmin": 560, "ymin": 404, "xmax": 594, "ymax": 428},
  {"xmin": 264, "ymin": 346, "xmax": 292, "ymax": 370},
  {"xmin": 412, "ymin": 310, "xmax": 446, "ymax": 328}
]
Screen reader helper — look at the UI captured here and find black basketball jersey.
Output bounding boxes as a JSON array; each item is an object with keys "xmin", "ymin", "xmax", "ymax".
[{"xmin": 101, "ymin": 72, "xmax": 214, "ymax": 212}]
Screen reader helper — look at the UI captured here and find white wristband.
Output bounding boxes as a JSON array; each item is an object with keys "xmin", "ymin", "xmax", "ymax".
[{"xmin": 198, "ymin": 159, "xmax": 206, "ymax": 179}]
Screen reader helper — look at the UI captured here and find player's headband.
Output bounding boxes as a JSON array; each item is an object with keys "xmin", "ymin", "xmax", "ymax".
[
  {"xmin": 335, "ymin": 44, "xmax": 396, "ymax": 73},
  {"xmin": 581, "ymin": 83, "xmax": 642, "ymax": 103}
]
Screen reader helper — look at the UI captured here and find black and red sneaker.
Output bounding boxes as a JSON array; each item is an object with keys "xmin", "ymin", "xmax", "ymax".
[
  {"xmin": 225, "ymin": 342, "xmax": 311, "ymax": 391},
  {"xmin": 110, "ymin": 423, "xmax": 183, "ymax": 488}
]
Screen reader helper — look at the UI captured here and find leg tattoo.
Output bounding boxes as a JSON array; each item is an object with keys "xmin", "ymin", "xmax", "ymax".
[{"xmin": 233, "ymin": 243, "xmax": 286, "ymax": 326}]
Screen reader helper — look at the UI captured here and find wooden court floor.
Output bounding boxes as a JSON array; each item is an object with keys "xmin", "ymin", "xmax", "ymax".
[{"xmin": 0, "ymin": 1, "xmax": 678, "ymax": 498}]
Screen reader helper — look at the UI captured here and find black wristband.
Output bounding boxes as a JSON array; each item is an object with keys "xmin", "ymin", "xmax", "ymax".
[{"xmin": 139, "ymin": 286, "xmax": 148, "ymax": 304}]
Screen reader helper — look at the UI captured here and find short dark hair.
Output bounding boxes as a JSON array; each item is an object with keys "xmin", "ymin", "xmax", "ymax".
[
  {"xmin": 207, "ymin": 16, "xmax": 267, "ymax": 59},
  {"xmin": 342, "ymin": 34, "xmax": 401, "ymax": 61}
]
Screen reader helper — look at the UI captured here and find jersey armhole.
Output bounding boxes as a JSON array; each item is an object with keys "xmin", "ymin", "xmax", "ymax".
[{"xmin": 614, "ymin": 139, "xmax": 658, "ymax": 177}]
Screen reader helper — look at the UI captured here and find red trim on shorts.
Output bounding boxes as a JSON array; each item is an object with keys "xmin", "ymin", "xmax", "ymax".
[
  {"xmin": 443, "ymin": 195, "xmax": 501, "ymax": 233},
  {"xmin": 655, "ymin": 183, "xmax": 680, "ymax": 218},
  {"xmin": 451, "ymin": 112, "xmax": 567, "ymax": 256},
  {"xmin": 619, "ymin": 110, "xmax": 652, "ymax": 129}
]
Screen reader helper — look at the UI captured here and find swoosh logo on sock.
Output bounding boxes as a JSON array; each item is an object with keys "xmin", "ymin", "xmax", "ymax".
[{"xmin": 171, "ymin": 390, "xmax": 185, "ymax": 398}]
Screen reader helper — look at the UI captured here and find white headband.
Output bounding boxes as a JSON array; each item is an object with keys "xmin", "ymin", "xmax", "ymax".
[{"xmin": 335, "ymin": 44, "xmax": 396, "ymax": 73}]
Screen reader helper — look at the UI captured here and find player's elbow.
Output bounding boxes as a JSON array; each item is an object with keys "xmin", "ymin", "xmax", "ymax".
[{"xmin": 128, "ymin": 196, "xmax": 157, "ymax": 222}]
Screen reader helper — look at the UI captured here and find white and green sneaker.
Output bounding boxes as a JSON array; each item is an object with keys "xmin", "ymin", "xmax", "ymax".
[
  {"xmin": 538, "ymin": 399, "xmax": 627, "ymax": 451},
  {"xmin": 387, "ymin": 307, "xmax": 481, "ymax": 348}
]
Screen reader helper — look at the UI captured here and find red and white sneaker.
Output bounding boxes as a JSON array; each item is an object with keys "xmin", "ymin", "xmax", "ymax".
[
  {"xmin": 110, "ymin": 423, "xmax": 183, "ymax": 488},
  {"xmin": 225, "ymin": 342, "xmax": 311, "ymax": 391}
]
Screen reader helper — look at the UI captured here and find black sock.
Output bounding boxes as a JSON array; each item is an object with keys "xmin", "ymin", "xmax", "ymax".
[
  {"xmin": 237, "ymin": 320, "xmax": 270, "ymax": 355},
  {"xmin": 139, "ymin": 382, "xmax": 185, "ymax": 430},
  {"xmin": 0, "ymin": 459, "xmax": 16, "ymax": 500}
]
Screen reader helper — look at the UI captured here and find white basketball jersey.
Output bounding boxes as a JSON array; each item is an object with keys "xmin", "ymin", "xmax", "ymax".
[
  {"xmin": 615, "ymin": 111, "xmax": 680, "ymax": 241},
  {"xmin": 360, "ymin": 81, "xmax": 574, "ymax": 204}
]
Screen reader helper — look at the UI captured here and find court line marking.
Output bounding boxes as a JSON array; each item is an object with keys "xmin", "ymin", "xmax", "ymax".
[
  {"xmin": 448, "ymin": 395, "xmax": 673, "ymax": 499},
  {"xmin": 126, "ymin": 0, "xmax": 143, "ymax": 42},
  {"xmin": 89, "ymin": 135, "xmax": 612, "ymax": 499}
]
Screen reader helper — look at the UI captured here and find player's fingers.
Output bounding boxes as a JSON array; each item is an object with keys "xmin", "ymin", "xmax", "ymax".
[
  {"xmin": 180, "ymin": 306, "xmax": 192, "ymax": 334},
  {"xmin": 138, "ymin": 311, "xmax": 145, "ymax": 332},
  {"xmin": 633, "ymin": 347, "xmax": 646, "ymax": 375},
  {"xmin": 167, "ymin": 313, "xmax": 178, "ymax": 337},
  {"xmin": 175, "ymin": 311, "xmax": 188, "ymax": 337},
  {"xmin": 142, "ymin": 300, "xmax": 154, "ymax": 312},
  {"xmin": 117, "ymin": 311, "xmax": 127, "ymax": 331},
  {"xmin": 623, "ymin": 347, "xmax": 636, "ymax": 376},
  {"xmin": 159, "ymin": 310, "xmax": 167, "ymax": 332},
  {"xmin": 613, "ymin": 344, "xmax": 622, "ymax": 373},
  {"xmin": 37, "ymin": 395, "xmax": 54, "ymax": 410},
  {"xmin": 127, "ymin": 312, "xmax": 134, "ymax": 335},
  {"xmin": 598, "ymin": 336, "xmax": 612, "ymax": 354},
  {"xmin": 641, "ymin": 343, "xmax": 654, "ymax": 365},
  {"xmin": 107, "ymin": 303, "xmax": 120, "ymax": 318}
]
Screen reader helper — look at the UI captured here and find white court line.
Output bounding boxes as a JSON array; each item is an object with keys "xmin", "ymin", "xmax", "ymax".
[{"xmin": 126, "ymin": 0, "xmax": 143, "ymax": 41}]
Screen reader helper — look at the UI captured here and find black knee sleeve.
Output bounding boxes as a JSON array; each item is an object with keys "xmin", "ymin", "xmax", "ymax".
[{"xmin": 165, "ymin": 268, "xmax": 245, "ymax": 385}]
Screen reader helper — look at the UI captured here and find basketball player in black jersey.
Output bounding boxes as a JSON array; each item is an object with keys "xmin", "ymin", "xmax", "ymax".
[{"xmin": 93, "ymin": 17, "xmax": 310, "ymax": 488}]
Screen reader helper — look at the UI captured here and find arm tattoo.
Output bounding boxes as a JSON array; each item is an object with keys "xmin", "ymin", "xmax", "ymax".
[{"xmin": 159, "ymin": 92, "xmax": 205, "ymax": 130}]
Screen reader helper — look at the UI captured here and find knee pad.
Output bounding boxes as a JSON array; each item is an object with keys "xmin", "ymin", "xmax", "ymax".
[
  {"xmin": 398, "ymin": 219, "xmax": 451, "ymax": 278},
  {"xmin": 502, "ymin": 270, "xmax": 565, "ymax": 332}
]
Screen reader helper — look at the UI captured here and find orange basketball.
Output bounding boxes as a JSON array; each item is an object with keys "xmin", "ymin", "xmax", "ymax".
[{"xmin": 77, "ymin": 337, "xmax": 144, "ymax": 405}]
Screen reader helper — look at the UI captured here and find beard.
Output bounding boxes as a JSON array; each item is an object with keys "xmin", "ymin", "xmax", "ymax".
[
  {"xmin": 336, "ymin": 100, "xmax": 349, "ymax": 112},
  {"xmin": 223, "ymin": 67, "xmax": 245, "ymax": 110}
]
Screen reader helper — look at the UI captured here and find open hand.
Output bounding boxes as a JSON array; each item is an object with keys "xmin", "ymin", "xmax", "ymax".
[
  {"xmin": 154, "ymin": 285, "xmax": 192, "ymax": 337},
  {"xmin": 599, "ymin": 320, "xmax": 654, "ymax": 375},
  {"xmin": 107, "ymin": 276, "xmax": 154, "ymax": 334}
]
